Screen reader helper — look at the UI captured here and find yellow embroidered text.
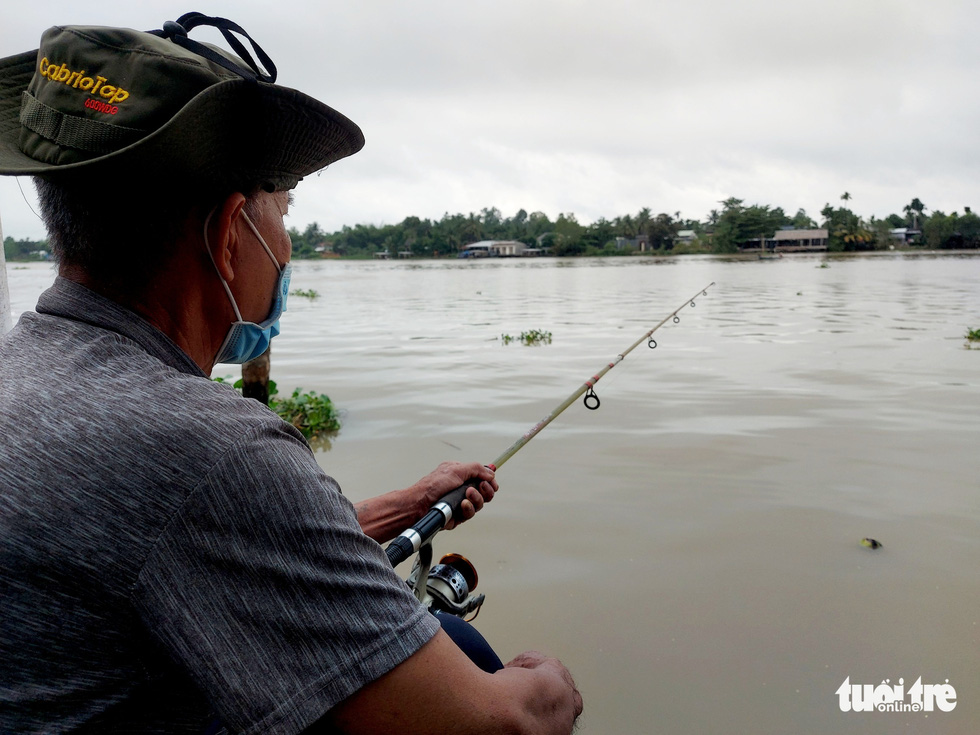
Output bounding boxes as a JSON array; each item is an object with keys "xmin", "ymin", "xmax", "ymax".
[{"xmin": 38, "ymin": 57, "xmax": 130, "ymax": 106}]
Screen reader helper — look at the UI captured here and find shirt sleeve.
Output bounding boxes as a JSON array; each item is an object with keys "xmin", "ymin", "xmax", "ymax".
[{"xmin": 131, "ymin": 420, "xmax": 440, "ymax": 735}]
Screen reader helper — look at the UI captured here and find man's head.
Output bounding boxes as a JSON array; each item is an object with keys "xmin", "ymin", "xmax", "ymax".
[
  {"xmin": 0, "ymin": 13, "xmax": 363, "ymax": 368},
  {"xmin": 0, "ymin": 13, "xmax": 363, "ymax": 190},
  {"xmin": 0, "ymin": 13, "xmax": 363, "ymax": 287}
]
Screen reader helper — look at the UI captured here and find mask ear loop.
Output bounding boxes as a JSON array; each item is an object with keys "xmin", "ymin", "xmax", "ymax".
[
  {"xmin": 240, "ymin": 210, "xmax": 283, "ymax": 273},
  {"xmin": 203, "ymin": 207, "xmax": 245, "ymax": 323}
]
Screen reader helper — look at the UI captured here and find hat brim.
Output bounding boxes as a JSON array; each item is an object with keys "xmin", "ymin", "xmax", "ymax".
[{"xmin": 0, "ymin": 49, "xmax": 364, "ymax": 191}]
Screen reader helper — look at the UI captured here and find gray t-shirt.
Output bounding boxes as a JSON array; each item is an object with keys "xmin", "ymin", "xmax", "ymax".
[{"xmin": 0, "ymin": 278, "xmax": 439, "ymax": 734}]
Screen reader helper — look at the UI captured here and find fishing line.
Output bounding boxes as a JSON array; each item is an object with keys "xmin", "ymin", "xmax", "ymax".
[{"xmin": 386, "ymin": 281, "xmax": 716, "ymax": 566}]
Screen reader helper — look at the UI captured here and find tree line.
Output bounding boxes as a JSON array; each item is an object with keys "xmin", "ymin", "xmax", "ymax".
[
  {"xmin": 5, "ymin": 195, "xmax": 979, "ymax": 262},
  {"xmin": 287, "ymin": 195, "xmax": 980, "ymax": 258}
]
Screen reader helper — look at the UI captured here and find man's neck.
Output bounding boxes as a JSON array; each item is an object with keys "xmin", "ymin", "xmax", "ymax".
[{"xmin": 59, "ymin": 262, "xmax": 225, "ymax": 375}]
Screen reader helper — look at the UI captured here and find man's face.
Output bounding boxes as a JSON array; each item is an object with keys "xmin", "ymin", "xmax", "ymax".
[{"xmin": 232, "ymin": 189, "xmax": 293, "ymax": 323}]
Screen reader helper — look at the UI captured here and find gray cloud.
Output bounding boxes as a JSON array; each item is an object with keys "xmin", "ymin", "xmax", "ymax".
[{"xmin": 3, "ymin": 0, "xmax": 979, "ymax": 242}]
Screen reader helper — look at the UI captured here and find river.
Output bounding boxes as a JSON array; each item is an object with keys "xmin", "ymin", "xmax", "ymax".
[{"xmin": 5, "ymin": 252, "xmax": 979, "ymax": 734}]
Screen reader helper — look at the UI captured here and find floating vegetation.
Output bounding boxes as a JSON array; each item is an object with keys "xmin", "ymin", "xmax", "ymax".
[
  {"xmin": 291, "ymin": 288, "xmax": 320, "ymax": 299},
  {"xmin": 817, "ymin": 263, "xmax": 830, "ymax": 269},
  {"xmin": 213, "ymin": 377, "xmax": 340, "ymax": 439},
  {"xmin": 272, "ymin": 388, "xmax": 341, "ymax": 439},
  {"xmin": 966, "ymin": 328, "xmax": 980, "ymax": 343},
  {"xmin": 501, "ymin": 329, "xmax": 553, "ymax": 346},
  {"xmin": 860, "ymin": 537, "xmax": 882, "ymax": 550}
]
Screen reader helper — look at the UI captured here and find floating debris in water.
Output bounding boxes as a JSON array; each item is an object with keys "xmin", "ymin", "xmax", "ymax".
[
  {"xmin": 860, "ymin": 538, "xmax": 882, "ymax": 550},
  {"xmin": 291, "ymin": 288, "xmax": 320, "ymax": 299},
  {"xmin": 501, "ymin": 329, "xmax": 552, "ymax": 346}
]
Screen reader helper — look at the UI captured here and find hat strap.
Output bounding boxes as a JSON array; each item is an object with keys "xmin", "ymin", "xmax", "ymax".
[
  {"xmin": 20, "ymin": 91, "xmax": 146, "ymax": 153},
  {"xmin": 152, "ymin": 12, "xmax": 277, "ymax": 84}
]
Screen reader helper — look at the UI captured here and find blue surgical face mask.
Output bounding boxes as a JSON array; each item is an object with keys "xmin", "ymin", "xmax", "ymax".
[{"xmin": 205, "ymin": 208, "xmax": 292, "ymax": 365}]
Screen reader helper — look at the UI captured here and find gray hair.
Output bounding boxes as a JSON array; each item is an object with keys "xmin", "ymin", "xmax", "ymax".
[{"xmin": 33, "ymin": 176, "xmax": 264, "ymax": 295}]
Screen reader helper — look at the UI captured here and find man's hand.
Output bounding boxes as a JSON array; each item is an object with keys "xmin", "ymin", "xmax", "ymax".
[
  {"xmin": 505, "ymin": 651, "xmax": 584, "ymax": 722},
  {"xmin": 407, "ymin": 461, "xmax": 498, "ymax": 529},
  {"xmin": 354, "ymin": 460, "xmax": 497, "ymax": 543}
]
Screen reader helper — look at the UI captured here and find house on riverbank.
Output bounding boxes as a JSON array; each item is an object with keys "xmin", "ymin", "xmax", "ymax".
[
  {"xmin": 614, "ymin": 235, "xmax": 651, "ymax": 251},
  {"xmin": 737, "ymin": 228, "xmax": 828, "ymax": 253},
  {"xmin": 889, "ymin": 227, "xmax": 921, "ymax": 245},
  {"xmin": 459, "ymin": 240, "xmax": 542, "ymax": 257},
  {"xmin": 771, "ymin": 228, "xmax": 829, "ymax": 251}
]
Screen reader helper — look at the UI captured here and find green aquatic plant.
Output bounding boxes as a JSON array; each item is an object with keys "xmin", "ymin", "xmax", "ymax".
[
  {"xmin": 291, "ymin": 288, "xmax": 320, "ymax": 299},
  {"xmin": 213, "ymin": 377, "xmax": 340, "ymax": 439},
  {"xmin": 966, "ymin": 328, "xmax": 980, "ymax": 343},
  {"xmin": 272, "ymin": 388, "xmax": 341, "ymax": 438},
  {"xmin": 501, "ymin": 329, "xmax": 553, "ymax": 346}
]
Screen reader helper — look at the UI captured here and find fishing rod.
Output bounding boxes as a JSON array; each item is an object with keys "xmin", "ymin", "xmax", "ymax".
[{"xmin": 386, "ymin": 281, "xmax": 716, "ymax": 569}]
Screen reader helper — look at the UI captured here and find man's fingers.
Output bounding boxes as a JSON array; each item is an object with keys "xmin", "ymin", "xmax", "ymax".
[
  {"xmin": 466, "ymin": 486, "xmax": 486, "ymax": 511},
  {"xmin": 444, "ymin": 485, "xmax": 490, "ymax": 530},
  {"xmin": 458, "ymin": 489, "xmax": 481, "ymax": 519},
  {"xmin": 478, "ymin": 480, "xmax": 496, "ymax": 501}
]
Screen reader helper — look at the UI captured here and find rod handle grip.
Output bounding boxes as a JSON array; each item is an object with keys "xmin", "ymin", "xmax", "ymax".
[
  {"xmin": 384, "ymin": 481, "xmax": 476, "ymax": 567},
  {"xmin": 437, "ymin": 483, "xmax": 470, "ymax": 522},
  {"xmin": 385, "ymin": 535, "xmax": 416, "ymax": 566}
]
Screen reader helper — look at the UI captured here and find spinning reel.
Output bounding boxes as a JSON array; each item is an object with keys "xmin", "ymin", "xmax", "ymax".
[{"xmin": 405, "ymin": 543, "xmax": 485, "ymax": 621}]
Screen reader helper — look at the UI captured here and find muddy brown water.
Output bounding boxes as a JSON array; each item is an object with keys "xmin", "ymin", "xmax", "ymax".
[{"xmin": 7, "ymin": 252, "xmax": 979, "ymax": 734}]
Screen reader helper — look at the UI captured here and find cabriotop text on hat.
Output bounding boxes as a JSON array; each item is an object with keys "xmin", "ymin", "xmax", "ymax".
[{"xmin": 38, "ymin": 57, "xmax": 130, "ymax": 114}]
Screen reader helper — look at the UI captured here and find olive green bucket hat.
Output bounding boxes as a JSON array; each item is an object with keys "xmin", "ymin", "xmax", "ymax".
[{"xmin": 0, "ymin": 12, "xmax": 364, "ymax": 191}]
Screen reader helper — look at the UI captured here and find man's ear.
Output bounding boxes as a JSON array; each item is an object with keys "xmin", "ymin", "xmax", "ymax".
[{"xmin": 206, "ymin": 192, "xmax": 248, "ymax": 283}]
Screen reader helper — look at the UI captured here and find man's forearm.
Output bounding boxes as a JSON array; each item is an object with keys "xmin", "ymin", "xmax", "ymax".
[
  {"xmin": 354, "ymin": 488, "xmax": 422, "ymax": 544},
  {"xmin": 314, "ymin": 631, "xmax": 582, "ymax": 735}
]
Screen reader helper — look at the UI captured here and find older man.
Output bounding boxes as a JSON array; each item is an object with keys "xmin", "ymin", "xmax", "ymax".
[{"xmin": 0, "ymin": 14, "xmax": 581, "ymax": 735}]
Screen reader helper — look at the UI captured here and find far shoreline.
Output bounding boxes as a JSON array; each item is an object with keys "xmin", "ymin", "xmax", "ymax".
[{"xmin": 5, "ymin": 248, "xmax": 980, "ymax": 266}]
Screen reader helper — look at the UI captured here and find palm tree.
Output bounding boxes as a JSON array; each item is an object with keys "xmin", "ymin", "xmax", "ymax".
[
  {"xmin": 903, "ymin": 198, "xmax": 926, "ymax": 230},
  {"xmin": 840, "ymin": 192, "xmax": 851, "ymax": 203},
  {"xmin": 618, "ymin": 214, "xmax": 637, "ymax": 238},
  {"xmin": 632, "ymin": 207, "xmax": 649, "ymax": 232}
]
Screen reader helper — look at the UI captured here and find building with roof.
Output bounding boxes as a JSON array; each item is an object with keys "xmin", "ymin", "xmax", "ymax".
[
  {"xmin": 459, "ymin": 240, "xmax": 540, "ymax": 257},
  {"xmin": 771, "ymin": 228, "xmax": 829, "ymax": 251},
  {"xmin": 889, "ymin": 228, "xmax": 921, "ymax": 244},
  {"xmin": 614, "ymin": 235, "xmax": 651, "ymax": 251}
]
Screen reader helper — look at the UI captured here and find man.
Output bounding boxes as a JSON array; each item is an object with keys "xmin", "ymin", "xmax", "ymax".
[{"xmin": 0, "ymin": 14, "xmax": 582, "ymax": 734}]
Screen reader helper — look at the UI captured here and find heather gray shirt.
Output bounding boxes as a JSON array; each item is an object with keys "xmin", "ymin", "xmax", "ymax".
[{"xmin": 0, "ymin": 278, "xmax": 439, "ymax": 734}]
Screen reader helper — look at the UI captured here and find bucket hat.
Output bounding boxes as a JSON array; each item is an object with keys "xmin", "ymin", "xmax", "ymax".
[{"xmin": 0, "ymin": 12, "xmax": 364, "ymax": 192}]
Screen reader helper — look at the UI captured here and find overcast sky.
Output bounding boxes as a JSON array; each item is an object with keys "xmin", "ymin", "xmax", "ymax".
[{"xmin": 2, "ymin": 0, "xmax": 978, "ymax": 241}]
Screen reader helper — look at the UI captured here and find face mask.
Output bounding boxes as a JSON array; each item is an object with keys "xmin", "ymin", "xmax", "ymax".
[{"xmin": 205, "ymin": 208, "xmax": 292, "ymax": 365}]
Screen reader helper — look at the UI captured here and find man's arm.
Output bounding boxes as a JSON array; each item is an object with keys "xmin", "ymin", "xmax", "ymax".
[
  {"xmin": 312, "ymin": 629, "xmax": 583, "ymax": 735},
  {"xmin": 354, "ymin": 461, "xmax": 498, "ymax": 543}
]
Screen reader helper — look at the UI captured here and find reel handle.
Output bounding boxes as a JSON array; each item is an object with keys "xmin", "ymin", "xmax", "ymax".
[{"xmin": 385, "ymin": 482, "xmax": 471, "ymax": 567}]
